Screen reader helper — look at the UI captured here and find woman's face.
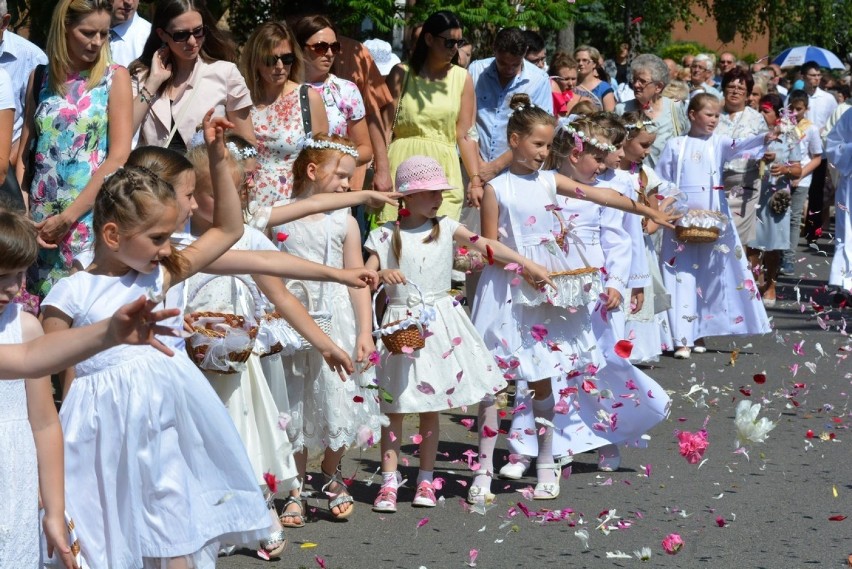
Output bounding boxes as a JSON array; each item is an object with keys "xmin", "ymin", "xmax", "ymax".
[
  {"xmin": 66, "ymin": 10, "xmax": 111, "ymax": 70},
  {"xmin": 631, "ymin": 69, "xmax": 661, "ymax": 105},
  {"xmin": 302, "ymin": 27, "xmax": 338, "ymax": 79},
  {"xmin": 553, "ymin": 66, "xmax": 578, "ymax": 92},
  {"xmin": 723, "ymin": 79, "xmax": 749, "ymax": 111},
  {"xmin": 425, "ymin": 27, "xmax": 462, "ymax": 64},
  {"xmin": 157, "ymin": 10, "xmax": 204, "ymax": 64},
  {"xmin": 575, "ymin": 50, "xmax": 595, "ymax": 79},
  {"xmin": 258, "ymin": 39, "xmax": 295, "ymax": 87},
  {"xmin": 748, "ymin": 86, "xmax": 764, "ymax": 110}
]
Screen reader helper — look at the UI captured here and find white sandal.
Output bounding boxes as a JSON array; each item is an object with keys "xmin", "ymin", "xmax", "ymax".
[
  {"xmin": 533, "ymin": 463, "xmax": 561, "ymax": 500},
  {"xmin": 467, "ymin": 469, "xmax": 495, "ymax": 505}
]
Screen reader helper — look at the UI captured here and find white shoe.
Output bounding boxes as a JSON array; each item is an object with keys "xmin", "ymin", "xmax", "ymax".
[
  {"xmin": 498, "ymin": 460, "xmax": 529, "ymax": 480},
  {"xmin": 673, "ymin": 347, "xmax": 691, "ymax": 359},
  {"xmin": 692, "ymin": 344, "xmax": 707, "ymax": 354},
  {"xmin": 532, "ymin": 463, "xmax": 561, "ymax": 500},
  {"xmin": 467, "ymin": 469, "xmax": 495, "ymax": 505}
]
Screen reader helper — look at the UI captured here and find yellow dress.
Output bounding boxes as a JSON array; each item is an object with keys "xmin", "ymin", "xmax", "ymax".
[{"xmin": 376, "ymin": 64, "xmax": 466, "ymax": 224}]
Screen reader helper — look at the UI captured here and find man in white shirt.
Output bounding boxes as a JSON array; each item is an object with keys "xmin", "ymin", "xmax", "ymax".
[
  {"xmin": 688, "ymin": 54, "xmax": 722, "ymax": 99},
  {"xmin": 109, "ymin": 0, "xmax": 151, "ymax": 67},
  {"xmin": 0, "ymin": 0, "xmax": 47, "ymax": 164}
]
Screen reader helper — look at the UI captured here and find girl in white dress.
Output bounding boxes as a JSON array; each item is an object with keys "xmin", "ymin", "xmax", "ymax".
[
  {"xmin": 276, "ymin": 135, "xmax": 386, "ymax": 522},
  {"xmin": 618, "ymin": 113, "xmax": 674, "ymax": 362},
  {"xmin": 41, "ymin": 114, "xmax": 269, "ymax": 569},
  {"xmin": 506, "ymin": 116, "xmax": 670, "ymax": 474},
  {"xmin": 364, "ymin": 156, "xmax": 550, "ymax": 511},
  {"xmin": 470, "ymin": 94, "xmax": 679, "ymax": 502},
  {"xmin": 655, "ymin": 94, "xmax": 775, "ymax": 359}
]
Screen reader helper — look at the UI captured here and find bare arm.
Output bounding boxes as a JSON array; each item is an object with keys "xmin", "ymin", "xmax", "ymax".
[
  {"xmin": 0, "ymin": 108, "xmax": 12, "ymax": 185},
  {"xmin": 453, "ymin": 224, "xmax": 552, "ymax": 287},
  {"xmin": 15, "ymin": 68, "xmax": 37, "ymax": 202},
  {"xmin": 479, "ymin": 150, "xmax": 513, "ymax": 185},
  {"xmin": 346, "ymin": 117, "xmax": 372, "ymax": 168},
  {"xmin": 368, "ymin": 102, "xmax": 393, "ymax": 192},
  {"xmin": 266, "ymin": 191, "xmax": 400, "ymax": 227},
  {"xmin": 480, "ymin": 184, "xmax": 500, "ymax": 240},
  {"xmin": 307, "ymin": 88, "xmax": 329, "ymax": 134},
  {"xmin": 343, "ymin": 216, "xmax": 375, "ymax": 364},
  {"xmin": 457, "ymin": 73, "xmax": 484, "ymax": 205},
  {"xmin": 226, "ymin": 105, "xmax": 257, "ymax": 146}
]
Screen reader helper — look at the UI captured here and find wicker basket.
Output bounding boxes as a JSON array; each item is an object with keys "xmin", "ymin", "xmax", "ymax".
[
  {"xmin": 260, "ymin": 311, "xmax": 284, "ymax": 356},
  {"xmin": 549, "ymin": 266, "xmax": 601, "ymax": 279},
  {"xmin": 286, "ymin": 280, "xmax": 333, "ymax": 351},
  {"xmin": 675, "ymin": 225, "xmax": 721, "ymax": 243},
  {"xmin": 372, "ymin": 282, "xmax": 429, "ymax": 355},
  {"xmin": 186, "ymin": 275, "xmax": 262, "ymax": 374}
]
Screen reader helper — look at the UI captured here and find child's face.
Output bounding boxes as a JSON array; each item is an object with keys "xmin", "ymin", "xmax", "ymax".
[
  {"xmin": 114, "ymin": 203, "xmax": 179, "ymax": 274},
  {"xmin": 0, "ymin": 267, "xmax": 26, "ymax": 312},
  {"xmin": 172, "ymin": 169, "xmax": 197, "ymax": 231},
  {"xmin": 790, "ymin": 100, "xmax": 808, "ymax": 122},
  {"xmin": 242, "ymin": 157, "xmax": 258, "ymax": 203},
  {"xmin": 564, "ymin": 147, "xmax": 607, "ymax": 183},
  {"xmin": 623, "ymin": 130, "xmax": 656, "ymax": 163},
  {"xmin": 689, "ymin": 102, "xmax": 720, "ymax": 136},
  {"xmin": 511, "ymin": 124, "xmax": 555, "ymax": 172},
  {"xmin": 603, "ymin": 144, "xmax": 625, "ymax": 170},
  {"xmin": 404, "ymin": 190, "xmax": 444, "ymax": 219},
  {"xmin": 310, "ymin": 155, "xmax": 356, "ymax": 195},
  {"xmin": 759, "ymin": 105, "xmax": 779, "ymax": 127}
]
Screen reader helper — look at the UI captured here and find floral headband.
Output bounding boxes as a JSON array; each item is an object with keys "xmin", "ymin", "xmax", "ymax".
[
  {"xmin": 302, "ymin": 137, "xmax": 359, "ymax": 159},
  {"xmin": 624, "ymin": 118, "xmax": 656, "ymax": 131},
  {"xmin": 225, "ymin": 142, "xmax": 258, "ymax": 161},
  {"xmin": 558, "ymin": 122, "xmax": 617, "ymax": 153},
  {"xmin": 508, "ymin": 102, "xmax": 539, "ymax": 116}
]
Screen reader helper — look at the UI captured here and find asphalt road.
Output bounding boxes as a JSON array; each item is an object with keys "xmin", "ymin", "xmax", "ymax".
[{"xmin": 221, "ymin": 238, "xmax": 852, "ymax": 569}]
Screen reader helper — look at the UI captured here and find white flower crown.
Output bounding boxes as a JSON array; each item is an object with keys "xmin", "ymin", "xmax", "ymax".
[
  {"xmin": 559, "ymin": 123, "xmax": 617, "ymax": 153},
  {"xmin": 302, "ymin": 137, "xmax": 359, "ymax": 159},
  {"xmin": 225, "ymin": 142, "xmax": 258, "ymax": 161},
  {"xmin": 624, "ymin": 118, "xmax": 657, "ymax": 131}
]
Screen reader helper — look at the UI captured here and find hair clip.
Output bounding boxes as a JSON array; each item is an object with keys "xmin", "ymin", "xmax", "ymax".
[
  {"xmin": 558, "ymin": 123, "xmax": 617, "ymax": 153},
  {"xmin": 624, "ymin": 118, "xmax": 657, "ymax": 131},
  {"xmin": 302, "ymin": 137, "xmax": 359, "ymax": 159},
  {"xmin": 225, "ymin": 142, "xmax": 258, "ymax": 161}
]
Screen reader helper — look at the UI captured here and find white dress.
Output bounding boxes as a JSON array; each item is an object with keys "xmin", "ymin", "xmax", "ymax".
[
  {"xmin": 655, "ymin": 133, "xmax": 771, "ymax": 348},
  {"xmin": 623, "ymin": 165, "xmax": 673, "ymax": 362},
  {"xmin": 471, "ymin": 169, "xmax": 597, "ymax": 381},
  {"xmin": 825, "ymin": 111, "xmax": 852, "ymax": 290},
  {"xmin": 185, "ymin": 226, "xmax": 297, "ymax": 488},
  {"xmin": 507, "ymin": 188, "xmax": 671, "ymax": 457},
  {"xmin": 0, "ymin": 304, "xmax": 39, "ymax": 568},
  {"xmin": 42, "ymin": 268, "xmax": 268, "ymax": 569},
  {"xmin": 278, "ymin": 209, "xmax": 386, "ymax": 451},
  {"xmin": 365, "ymin": 218, "xmax": 507, "ymax": 413}
]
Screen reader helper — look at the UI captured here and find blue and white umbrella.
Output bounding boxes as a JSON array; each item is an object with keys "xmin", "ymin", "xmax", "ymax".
[{"xmin": 773, "ymin": 45, "xmax": 845, "ymax": 69}]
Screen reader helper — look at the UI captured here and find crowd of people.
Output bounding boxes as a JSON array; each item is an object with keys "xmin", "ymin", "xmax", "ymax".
[{"xmin": 1, "ymin": 0, "xmax": 852, "ymax": 567}]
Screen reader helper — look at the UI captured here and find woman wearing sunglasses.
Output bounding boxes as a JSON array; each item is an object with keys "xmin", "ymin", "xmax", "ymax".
[
  {"xmin": 16, "ymin": 0, "xmax": 132, "ymax": 299},
  {"xmin": 240, "ymin": 21, "xmax": 328, "ymax": 207},
  {"xmin": 372, "ymin": 10, "xmax": 479, "ymax": 225},
  {"xmin": 292, "ymin": 15, "xmax": 372, "ymax": 168},
  {"xmin": 130, "ymin": 0, "xmax": 255, "ymax": 150}
]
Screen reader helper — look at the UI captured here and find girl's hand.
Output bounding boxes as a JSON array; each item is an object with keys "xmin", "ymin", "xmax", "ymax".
[
  {"xmin": 108, "ymin": 296, "xmax": 182, "ymax": 356},
  {"xmin": 630, "ymin": 288, "xmax": 645, "ymax": 314},
  {"xmin": 43, "ymin": 512, "xmax": 79, "ymax": 569},
  {"xmin": 35, "ymin": 214, "xmax": 73, "ymax": 249},
  {"xmin": 201, "ymin": 108, "xmax": 235, "ymax": 157},
  {"xmin": 378, "ymin": 269, "xmax": 407, "ymax": 285},
  {"xmin": 336, "ymin": 267, "xmax": 380, "ymax": 290},
  {"xmin": 355, "ymin": 332, "xmax": 376, "ymax": 365},
  {"xmin": 322, "ymin": 344, "xmax": 354, "ymax": 381},
  {"xmin": 648, "ymin": 198, "xmax": 680, "ymax": 229},
  {"xmin": 523, "ymin": 261, "xmax": 555, "ymax": 290},
  {"xmin": 361, "ymin": 190, "xmax": 403, "ymax": 208},
  {"xmin": 147, "ymin": 46, "xmax": 172, "ymax": 92},
  {"xmin": 603, "ymin": 287, "xmax": 623, "ymax": 311}
]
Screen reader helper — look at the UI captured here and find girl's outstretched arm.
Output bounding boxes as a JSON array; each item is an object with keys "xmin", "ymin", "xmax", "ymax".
[
  {"xmin": 453, "ymin": 225, "xmax": 554, "ymax": 288},
  {"xmin": 5, "ymin": 297, "xmax": 180, "ymax": 379},
  {"xmin": 554, "ymin": 173, "xmax": 679, "ymax": 229},
  {"xmin": 254, "ymin": 274, "xmax": 354, "ymax": 380},
  {"xmin": 205, "ymin": 249, "xmax": 378, "ymax": 290},
  {"xmin": 266, "ymin": 191, "xmax": 402, "ymax": 227},
  {"xmin": 168, "ymin": 110, "xmax": 244, "ymax": 286}
]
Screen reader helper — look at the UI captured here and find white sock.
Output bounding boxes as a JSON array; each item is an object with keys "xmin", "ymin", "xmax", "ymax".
[
  {"xmin": 417, "ymin": 470, "xmax": 433, "ymax": 484},
  {"xmin": 477, "ymin": 395, "xmax": 499, "ymax": 476},
  {"xmin": 532, "ymin": 396, "xmax": 556, "ymax": 483},
  {"xmin": 381, "ymin": 471, "xmax": 399, "ymax": 488}
]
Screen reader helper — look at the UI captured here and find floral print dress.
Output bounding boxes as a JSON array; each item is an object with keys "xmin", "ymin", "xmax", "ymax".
[
  {"xmin": 307, "ymin": 74, "xmax": 365, "ymax": 137},
  {"xmin": 28, "ymin": 64, "xmax": 119, "ymax": 297},
  {"xmin": 251, "ymin": 88, "xmax": 307, "ymax": 207}
]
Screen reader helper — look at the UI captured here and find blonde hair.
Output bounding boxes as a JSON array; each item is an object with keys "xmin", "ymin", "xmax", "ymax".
[
  {"xmin": 0, "ymin": 209, "xmax": 38, "ymax": 271},
  {"xmin": 93, "ymin": 167, "xmax": 188, "ymax": 277},
  {"xmin": 240, "ymin": 21, "xmax": 305, "ymax": 102},
  {"xmin": 46, "ymin": 0, "xmax": 112, "ymax": 96},
  {"xmin": 291, "ymin": 134, "xmax": 357, "ymax": 198},
  {"xmin": 544, "ymin": 116, "xmax": 613, "ymax": 170}
]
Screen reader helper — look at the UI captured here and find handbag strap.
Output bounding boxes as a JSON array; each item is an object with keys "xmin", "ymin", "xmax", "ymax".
[
  {"xmin": 164, "ymin": 71, "xmax": 204, "ymax": 148},
  {"xmin": 299, "ymin": 84, "xmax": 312, "ymax": 137},
  {"xmin": 388, "ymin": 67, "xmax": 409, "ymax": 150}
]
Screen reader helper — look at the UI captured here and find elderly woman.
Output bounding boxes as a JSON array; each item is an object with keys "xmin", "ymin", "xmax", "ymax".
[
  {"xmin": 749, "ymin": 72, "xmax": 770, "ymax": 110},
  {"xmin": 615, "ymin": 53, "xmax": 687, "ymax": 168},
  {"xmin": 574, "ymin": 45, "xmax": 615, "ymax": 111},
  {"xmin": 715, "ymin": 67, "xmax": 767, "ymax": 271}
]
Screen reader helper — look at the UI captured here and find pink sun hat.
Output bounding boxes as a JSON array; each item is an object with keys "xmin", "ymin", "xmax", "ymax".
[{"xmin": 395, "ymin": 155, "xmax": 457, "ymax": 195}]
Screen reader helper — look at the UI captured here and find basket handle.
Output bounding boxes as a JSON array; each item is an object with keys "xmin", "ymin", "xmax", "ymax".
[
  {"xmin": 285, "ymin": 280, "xmax": 316, "ymax": 313},
  {"xmin": 188, "ymin": 273, "xmax": 266, "ymax": 324},
  {"xmin": 371, "ymin": 280, "xmax": 426, "ymax": 331}
]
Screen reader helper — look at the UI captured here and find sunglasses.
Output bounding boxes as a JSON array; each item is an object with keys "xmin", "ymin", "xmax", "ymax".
[
  {"xmin": 436, "ymin": 35, "xmax": 466, "ymax": 49},
  {"xmin": 163, "ymin": 24, "xmax": 207, "ymax": 43},
  {"xmin": 304, "ymin": 41, "xmax": 341, "ymax": 56},
  {"xmin": 263, "ymin": 53, "xmax": 296, "ymax": 66}
]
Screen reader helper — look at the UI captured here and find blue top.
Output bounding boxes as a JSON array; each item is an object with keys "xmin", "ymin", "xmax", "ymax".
[{"xmin": 468, "ymin": 58, "xmax": 553, "ymax": 162}]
